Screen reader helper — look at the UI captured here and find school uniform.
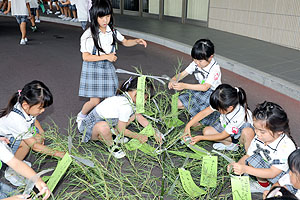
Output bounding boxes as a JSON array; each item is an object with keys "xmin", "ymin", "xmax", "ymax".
[
  {"xmin": 75, "ymin": 0, "xmax": 91, "ymax": 29},
  {"xmin": 79, "ymin": 92, "xmax": 134, "ymax": 142},
  {"xmin": 10, "ymin": 0, "xmax": 30, "ymax": 24},
  {"xmin": 0, "ymin": 103, "xmax": 38, "ymax": 154},
  {"xmin": 29, "ymin": 0, "xmax": 38, "ymax": 16},
  {"xmin": 79, "ymin": 26, "xmax": 124, "ymax": 98},
  {"xmin": 210, "ymin": 104, "xmax": 253, "ymax": 142},
  {"xmin": 278, "ymin": 173, "xmax": 300, "ymax": 198},
  {"xmin": 178, "ymin": 58, "xmax": 221, "ymax": 125},
  {"xmin": 246, "ymin": 134, "xmax": 296, "ymax": 184},
  {"xmin": 0, "ymin": 142, "xmax": 15, "ymax": 199}
]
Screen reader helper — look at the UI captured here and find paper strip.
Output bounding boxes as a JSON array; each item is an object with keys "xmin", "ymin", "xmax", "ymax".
[
  {"xmin": 171, "ymin": 93, "xmax": 179, "ymax": 117},
  {"xmin": 125, "ymin": 139, "xmax": 142, "ymax": 151},
  {"xmin": 231, "ymin": 176, "xmax": 251, "ymax": 200},
  {"xmin": 179, "ymin": 168, "xmax": 206, "ymax": 197},
  {"xmin": 168, "ymin": 151, "xmax": 202, "ymax": 160},
  {"xmin": 200, "ymin": 156, "xmax": 218, "ymax": 187},
  {"xmin": 138, "ymin": 143, "xmax": 157, "ymax": 157},
  {"xmin": 139, "ymin": 123, "xmax": 155, "ymax": 136},
  {"xmin": 164, "ymin": 117, "xmax": 184, "ymax": 128},
  {"xmin": 136, "ymin": 76, "xmax": 146, "ymax": 114}
]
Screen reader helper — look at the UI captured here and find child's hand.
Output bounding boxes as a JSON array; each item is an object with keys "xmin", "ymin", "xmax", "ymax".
[
  {"xmin": 190, "ymin": 136, "xmax": 201, "ymax": 145},
  {"xmin": 54, "ymin": 151, "xmax": 65, "ymax": 158},
  {"xmin": 35, "ymin": 179, "xmax": 51, "ymax": 200},
  {"xmin": 106, "ymin": 53, "xmax": 117, "ymax": 62},
  {"xmin": 232, "ymin": 163, "xmax": 245, "ymax": 175},
  {"xmin": 263, "ymin": 190, "xmax": 270, "ymax": 199},
  {"xmin": 172, "ymin": 82, "xmax": 185, "ymax": 91},
  {"xmin": 168, "ymin": 80, "xmax": 176, "ymax": 90},
  {"xmin": 183, "ymin": 126, "xmax": 192, "ymax": 138},
  {"xmin": 4, "ymin": 194, "xmax": 31, "ymax": 200},
  {"xmin": 4, "ymin": 10, "xmax": 9, "ymax": 15},
  {"xmin": 137, "ymin": 135, "xmax": 148, "ymax": 144},
  {"xmin": 0, "ymin": 137, "xmax": 10, "ymax": 144},
  {"xmin": 227, "ymin": 163, "xmax": 234, "ymax": 173},
  {"xmin": 136, "ymin": 39, "xmax": 147, "ymax": 47}
]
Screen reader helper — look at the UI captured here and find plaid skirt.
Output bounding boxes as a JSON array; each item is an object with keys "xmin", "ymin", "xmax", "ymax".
[
  {"xmin": 79, "ymin": 108, "xmax": 118, "ymax": 142},
  {"xmin": 78, "ymin": 60, "xmax": 118, "ymax": 98},
  {"xmin": 179, "ymin": 89, "xmax": 220, "ymax": 126},
  {"xmin": 245, "ymin": 154, "xmax": 287, "ymax": 184}
]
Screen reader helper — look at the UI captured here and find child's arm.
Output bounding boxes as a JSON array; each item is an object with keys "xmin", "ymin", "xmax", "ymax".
[
  {"xmin": 26, "ymin": 2, "xmax": 31, "ymax": 19},
  {"xmin": 190, "ymin": 130, "xmax": 230, "ymax": 145},
  {"xmin": 172, "ymin": 82, "xmax": 211, "ymax": 92},
  {"xmin": 232, "ymin": 161, "xmax": 283, "ymax": 179},
  {"xmin": 4, "ymin": 1, "xmax": 11, "ymax": 14},
  {"xmin": 82, "ymin": 52, "xmax": 117, "ymax": 62},
  {"xmin": 168, "ymin": 71, "xmax": 189, "ymax": 89},
  {"xmin": 184, "ymin": 106, "xmax": 214, "ymax": 137},
  {"xmin": 122, "ymin": 38, "xmax": 147, "ymax": 48},
  {"xmin": 6, "ymin": 157, "xmax": 51, "ymax": 200}
]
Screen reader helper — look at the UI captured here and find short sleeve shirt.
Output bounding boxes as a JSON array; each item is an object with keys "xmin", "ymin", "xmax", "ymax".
[
  {"xmin": 80, "ymin": 26, "xmax": 125, "ymax": 55},
  {"xmin": 0, "ymin": 141, "xmax": 14, "ymax": 163},
  {"xmin": 0, "ymin": 103, "xmax": 36, "ymax": 140},
  {"xmin": 10, "ymin": 0, "xmax": 30, "ymax": 16},
  {"xmin": 184, "ymin": 58, "xmax": 222, "ymax": 90},
  {"xmin": 211, "ymin": 104, "xmax": 253, "ymax": 136},
  {"xmin": 278, "ymin": 174, "xmax": 300, "ymax": 198},
  {"xmin": 247, "ymin": 135, "xmax": 296, "ymax": 172},
  {"xmin": 29, "ymin": 0, "xmax": 38, "ymax": 8},
  {"xmin": 95, "ymin": 93, "xmax": 134, "ymax": 123}
]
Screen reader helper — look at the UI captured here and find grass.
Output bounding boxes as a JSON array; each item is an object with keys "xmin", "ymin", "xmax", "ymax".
[{"xmin": 24, "ymin": 68, "xmax": 246, "ymax": 200}]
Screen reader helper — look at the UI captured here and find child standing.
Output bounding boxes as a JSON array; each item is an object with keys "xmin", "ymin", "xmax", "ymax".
[
  {"xmin": 0, "ymin": 138, "xmax": 50, "ymax": 199},
  {"xmin": 29, "ymin": 0, "xmax": 38, "ymax": 31},
  {"xmin": 77, "ymin": 0, "xmax": 147, "ymax": 124},
  {"xmin": 9, "ymin": 0, "xmax": 31, "ymax": 45},
  {"xmin": 75, "ymin": 0, "xmax": 91, "ymax": 30},
  {"xmin": 0, "ymin": 80, "xmax": 65, "ymax": 161},
  {"xmin": 184, "ymin": 84, "xmax": 255, "ymax": 151},
  {"xmin": 78, "ymin": 77, "xmax": 158, "ymax": 159},
  {"xmin": 168, "ymin": 39, "xmax": 221, "ymax": 127},
  {"xmin": 230, "ymin": 101, "xmax": 296, "ymax": 193}
]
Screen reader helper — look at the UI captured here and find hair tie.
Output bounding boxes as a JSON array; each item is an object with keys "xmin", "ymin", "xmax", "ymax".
[
  {"xmin": 18, "ymin": 90, "xmax": 22, "ymax": 97},
  {"xmin": 124, "ymin": 76, "xmax": 133, "ymax": 90},
  {"xmin": 234, "ymin": 87, "xmax": 239, "ymax": 93}
]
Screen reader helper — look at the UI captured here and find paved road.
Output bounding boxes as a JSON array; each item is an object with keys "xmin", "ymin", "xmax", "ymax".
[{"xmin": 0, "ymin": 16, "xmax": 299, "ymax": 145}]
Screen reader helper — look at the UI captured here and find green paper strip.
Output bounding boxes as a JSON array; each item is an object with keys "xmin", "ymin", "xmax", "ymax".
[
  {"xmin": 171, "ymin": 93, "xmax": 179, "ymax": 117},
  {"xmin": 136, "ymin": 76, "xmax": 146, "ymax": 114},
  {"xmin": 188, "ymin": 144, "xmax": 210, "ymax": 156},
  {"xmin": 139, "ymin": 123, "xmax": 155, "ymax": 136},
  {"xmin": 165, "ymin": 117, "xmax": 184, "ymax": 128},
  {"xmin": 42, "ymin": 175, "xmax": 50, "ymax": 182},
  {"xmin": 200, "ymin": 156, "xmax": 218, "ymax": 187},
  {"xmin": 231, "ymin": 176, "xmax": 251, "ymax": 200},
  {"xmin": 168, "ymin": 151, "xmax": 202, "ymax": 160},
  {"xmin": 178, "ymin": 168, "xmax": 206, "ymax": 197},
  {"xmin": 39, "ymin": 3, "xmax": 45, "ymax": 13},
  {"xmin": 138, "ymin": 143, "xmax": 157, "ymax": 157},
  {"xmin": 125, "ymin": 139, "xmax": 142, "ymax": 151},
  {"xmin": 46, "ymin": 153, "xmax": 72, "ymax": 192}
]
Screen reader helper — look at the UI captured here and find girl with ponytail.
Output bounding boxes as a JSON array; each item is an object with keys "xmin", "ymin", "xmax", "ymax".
[{"xmin": 184, "ymin": 83, "xmax": 255, "ymax": 151}]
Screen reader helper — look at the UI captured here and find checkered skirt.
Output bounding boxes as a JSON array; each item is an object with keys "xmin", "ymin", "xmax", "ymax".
[
  {"xmin": 179, "ymin": 89, "xmax": 220, "ymax": 126},
  {"xmin": 78, "ymin": 59, "xmax": 118, "ymax": 98},
  {"xmin": 79, "ymin": 108, "xmax": 118, "ymax": 142},
  {"xmin": 246, "ymin": 154, "xmax": 287, "ymax": 184}
]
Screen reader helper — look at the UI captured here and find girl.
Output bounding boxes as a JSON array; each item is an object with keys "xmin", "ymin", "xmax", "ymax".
[
  {"xmin": 230, "ymin": 101, "xmax": 296, "ymax": 193},
  {"xmin": 78, "ymin": 77, "xmax": 158, "ymax": 159},
  {"xmin": 0, "ymin": 80, "xmax": 65, "ymax": 161},
  {"xmin": 168, "ymin": 39, "xmax": 221, "ymax": 127},
  {"xmin": 0, "ymin": 138, "xmax": 50, "ymax": 200},
  {"xmin": 77, "ymin": 0, "xmax": 147, "ymax": 124},
  {"xmin": 184, "ymin": 84, "xmax": 255, "ymax": 151}
]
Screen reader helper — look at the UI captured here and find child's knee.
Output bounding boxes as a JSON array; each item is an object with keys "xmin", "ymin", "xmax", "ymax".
[
  {"xmin": 203, "ymin": 126, "xmax": 214, "ymax": 136},
  {"xmin": 241, "ymin": 127, "xmax": 255, "ymax": 141},
  {"xmin": 177, "ymin": 99, "xmax": 184, "ymax": 109}
]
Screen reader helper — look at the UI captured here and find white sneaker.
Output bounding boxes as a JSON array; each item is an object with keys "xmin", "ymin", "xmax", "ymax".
[
  {"xmin": 74, "ymin": 18, "xmax": 79, "ymax": 22},
  {"xmin": 65, "ymin": 17, "xmax": 72, "ymax": 21},
  {"xmin": 70, "ymin": 18, "xmax": 75, "ymax": 22},
  {"xmin": 109, "ymin": 146, "xmax": 126, "ymax": 159},
  {"xmin": 20, "ymin": 39, "xmax": 26, "ymax": 45},
  {"xmin": 113, "ymin": 135, "xmax": 129, "ymax": 144},
  {"xmin": 54, "ymin": 11, "xmax": 61, "ymax": 15},
  {"xmin": 212, "ymin": 143, "xmax": 239, "ymax": 151},
  {"xmin": 58, "ymin": 14, "xmax": 65, "ymax": 18},
  {"xmin": 35, "ymin": 19, "xmax": 40, "ymax": 23},
  {"xmin": 5, "ymin": 161, "xmax": 31, "ymax": 186},
  {"xmin": 250, "ymin": 179, "xmax": 271, "ymax": 193},
  {"xmin": 24, "ymin": 37, "xmax": 28, "ymax": 42}
]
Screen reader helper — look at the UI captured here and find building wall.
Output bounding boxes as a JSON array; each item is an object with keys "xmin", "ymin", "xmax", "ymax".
[{"xmin": 209, "ymin": 0, "xmax": 300, "ymax": 50}]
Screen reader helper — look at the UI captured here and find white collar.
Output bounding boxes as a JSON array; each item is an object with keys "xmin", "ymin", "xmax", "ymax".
[
  {"xmin": 195, "ymin": 58, "xmax": 216, "ymax": 72},
  {"xmin": 99, "ymin": 25, "xmax": 112, "ymax": 35}
]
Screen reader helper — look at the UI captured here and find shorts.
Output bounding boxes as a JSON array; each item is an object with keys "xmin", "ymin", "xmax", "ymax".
[
  {"xmin": 9, "ymin": 137, "xmax": 21, "ymax": 155},
  {"xmin": 51, "ymin": 0, "xmax": 58, "ymax": 2},
  {"xmin": 245, "ymin": 154, "xmax": 287, "ymax": 184},
  {"xmin": 0, "ymin": 182, "xmax": 16, "ymax": 199},
  {"xmin": 80, "ymin": 21, "xmax": 88, "ymax": 30},
  {"xmin": 79, "ymin": 109, "xmax": 119, "ymax": 143},
  {"xmin": 30, "ymin": 8, "xmax": 37, "ymax": 16},
  {"xmin": 58, "ymin": 2, "xmax": 67, "ymax": 7},
  {"xmin": 69, "ymin": 4, "xmax": 76, "ymax": 11},
  {"xmin": 212, "ymin": 122, "xmax": 254, "ymax": 144},
  {"xmin": 15, "ymin": 15, "xmax": 27, "ymax": 24}
]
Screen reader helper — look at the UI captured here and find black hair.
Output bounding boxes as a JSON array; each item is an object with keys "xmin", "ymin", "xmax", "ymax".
[
  {"xmin": 265, "ymin": 186, "xmax": 298, "ymax": 200},
  {"xmin": 0, "ymin": 80, "xmax": 53, "ymax": 117},
  {"xmin": 210, "ymin": 84, "xmax": 249, "ymax": 121},
  {"xmin": 117, "ymin": 76, "xmax": 154, "ymax": 97},
  {"xmin": 288, "ymin": 149, "xmax": 300, "ymax": 175},
  {"xmin": 89, "ymin": 0, "xmax": 117, "ymax": 54},
  {"xmin": 191, "ymin": 39, "xmax": 214, "ymax": 61}
]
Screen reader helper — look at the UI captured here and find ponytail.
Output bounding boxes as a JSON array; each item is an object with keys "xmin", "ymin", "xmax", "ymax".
[
  {"xmin": 0, "ymin": 80, "xmax": 53, "ymax": 117},
  {"xmin": 210, "ymin": 84, "xmax": 249, "ymax": 121}
]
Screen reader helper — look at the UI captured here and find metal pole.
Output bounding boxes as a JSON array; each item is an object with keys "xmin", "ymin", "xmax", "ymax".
[
  {"xmin": 182, "ymin": 0, "xmax": 187, "ymax": 24},
  {"xmin": 159, "ymin": 0, "xmax": 163, "ymax": 20}
]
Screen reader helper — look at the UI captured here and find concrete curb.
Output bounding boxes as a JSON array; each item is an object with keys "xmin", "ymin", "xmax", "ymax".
[{"xmin": 4, "ymin": 14, "xmax": 300, "ymax": 101}]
